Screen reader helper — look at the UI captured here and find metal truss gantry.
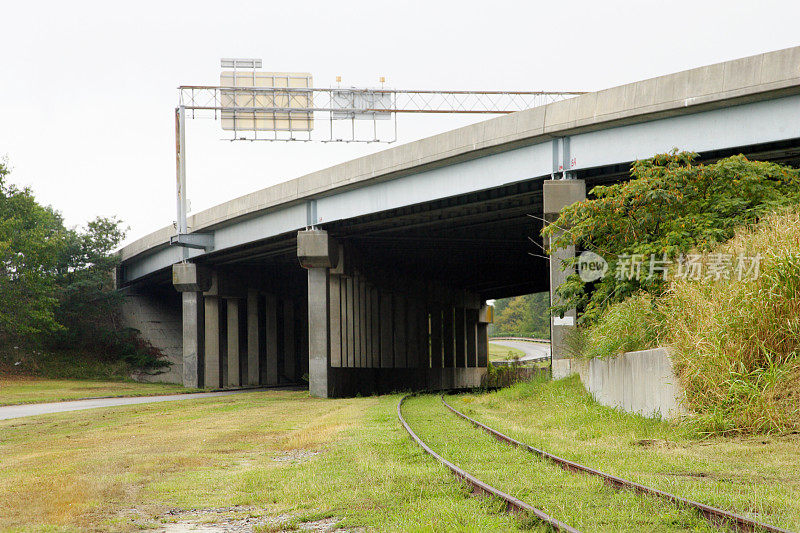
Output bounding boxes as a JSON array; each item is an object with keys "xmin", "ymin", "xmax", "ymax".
[{"xmin": 172, "ymin": 72, "xmax": 585, "ymax": 253}]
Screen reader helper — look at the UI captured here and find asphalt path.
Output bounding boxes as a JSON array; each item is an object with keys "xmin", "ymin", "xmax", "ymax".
[
  {"xmin": 0, "ymin": 389, "xmax": 264, "ymax": 421},
  {"xmin": 490, "ymin": 339, "xmax": 550, "ymax": 363}
]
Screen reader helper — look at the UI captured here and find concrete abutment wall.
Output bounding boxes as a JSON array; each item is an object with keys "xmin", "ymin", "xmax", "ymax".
[{"xmin": 119, "ymin": 287, "xmax": 183, "ymax": 384}]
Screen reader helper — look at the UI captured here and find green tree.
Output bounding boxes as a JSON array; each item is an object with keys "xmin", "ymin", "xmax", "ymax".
[
  {"xmin": 0, "ymin": 160, "xmax": 167, "ymax": 371},
  {"xmin": 491, "ymin": 292, "xmax": 550, "ymax": 338},
  {"xmin": 0, "ymin": 161, "xmax": 69, "ymax": 341},
  {"xmin": 543, "ymin": 151, "xmax": 800, "ymax": 323}
]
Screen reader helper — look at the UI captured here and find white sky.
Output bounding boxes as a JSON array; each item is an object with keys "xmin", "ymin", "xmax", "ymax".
[{"xmin": 2, "ymin": 0, "xmax": 799, "ymax": 245}]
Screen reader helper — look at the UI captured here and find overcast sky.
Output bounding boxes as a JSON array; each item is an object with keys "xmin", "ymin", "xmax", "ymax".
[{"xmin": 2, "ymin": 0, "xmax": 799, "ymax": 245}]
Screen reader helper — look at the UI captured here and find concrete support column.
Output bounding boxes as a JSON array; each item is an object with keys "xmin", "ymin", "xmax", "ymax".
[
  {"xmin": 406, "ymin": 298, "xmax": 419, "ymax": 368},
  {"xmin": 477, "ymin": 304, "xmax": 492, "ymax": 368},
  {"xmin": 226, "ymin": 299, "xmax": 241, "ymax": 387},
  {"xmin": 364, "ymin": 283, "xmax": 373, "ymax": 368},
  {"xmin": 454, "ymin": 307, "xmax": 466, "ymax": 368},
  {"xmin": 380, "ymin": 292, "xmax": 393, "ymax": 368},
  {"xmin": 329, "ymin": 275, "xmax": 342, "ymax": 367},
  {"xmin": 246, "ymin": 289, "xmax": 260, "ymax": 386},
  {"xmin": 353, "ymin": 277, "xmax": 362, "ymax": 367},
  {"xmin": 370, "ymin": 287, "xmax": 380, "ymax": 368},
  {"xmin": 414, "ymin": 298, "xmax": 429, "ymax": 368},
  {"xmin": 203, "ymin": 295, "xmax": 221, "ymax": 389},
  {"xmin": 297, "ymin": 229, "xmax": 339, "ymax": 398},
  {"xmin": 306, "ymin": 268, "xmax": 330, "ymax": 396},
  {"xmin": 345, "ymin": 277, "xmax": 354, "ymax": 367},
  {"xmin": 430, "ymin": 304, "xmax": 443, "ymax": 368},
  {"xmin": 173, "ymin": 263, "xmax": 213, "ymax": 389},
  {"xmin": 442, "ymin": 306, "xmax": 455, "ymax": 367},
  {"xmin": 543, "ymin": 179, "xmax": 586, "ymax": 378},
  {"xmin": 359, "ymin": 280, "xmax": 368, "ymax": 368},
  {"xmin": 466, "ymin": 308, "xmax": 478, "ymax": 368},
  {"xmin": 264, "ymin": 294, "xmax": 278, "ymax": 386},
  {"xmin": 393, "ymin": 294, "xmax": 407, "ymax": 367},
  {"xmin": 283, "ymin": 299, "xmax": 296, "ymax": 381},
  {"xmin": 180, "ymin": 292, "xmax": 204, "ymax": 388}
]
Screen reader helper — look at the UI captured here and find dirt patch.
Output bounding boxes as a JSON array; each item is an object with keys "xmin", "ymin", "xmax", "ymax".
[
  {"xmin": 658, "ymin": 471, "xmax": 708, "ymax": 478},
  {"xmin": 632, "ymin": 438, "xmax": 677, "ymax": 448},
  {"xmin": 272, "ymin": 450, "xmax": 321, "ymax": 464},
  {"xmin": 133, "ymin": 507, "xmax": 362, "ymax": 533}
]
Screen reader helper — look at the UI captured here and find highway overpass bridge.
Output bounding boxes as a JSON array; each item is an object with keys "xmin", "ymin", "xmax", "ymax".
[{"xmin": 119, "ymin": 46, "xmax": 800, "ymax": 397}]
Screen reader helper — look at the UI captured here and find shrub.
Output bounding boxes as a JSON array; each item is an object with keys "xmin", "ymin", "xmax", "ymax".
[
  {"xmin": 483, "ymin": 361, "xmax": 548, "ymax": 389},
  {"xmin": 543, "ymin": 151, "xmax": 800, "ymax": 324}
]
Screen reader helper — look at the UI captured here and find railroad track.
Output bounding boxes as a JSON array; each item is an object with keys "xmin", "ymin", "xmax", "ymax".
[{"xmin": 397, "ymin": 393, "xmax": 793, "ymax": 533}]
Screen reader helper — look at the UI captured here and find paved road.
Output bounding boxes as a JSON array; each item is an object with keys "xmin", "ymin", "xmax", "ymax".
[
  {"xmin": 0, "ymin": 389, "xmax": 264, "ymax": 421},
  {"xmin": 490, "ymin": 339, "xmax": 550, "ymax": 363}
]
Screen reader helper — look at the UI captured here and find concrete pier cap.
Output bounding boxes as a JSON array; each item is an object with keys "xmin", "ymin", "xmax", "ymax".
[
  {"xmin": 478, "ymin": 304, "xmax": 494, "ymax": 324},
  {"xmin": 172, "ymin": 263, "xmax": 212, "ymax": 292},
  {"xmin": 297, "ymin": 229, "xmax": 339, "ymax": 269},
  {"xmin": 543, "ymin": 179, "xmax": 587, "ymax": 221}
]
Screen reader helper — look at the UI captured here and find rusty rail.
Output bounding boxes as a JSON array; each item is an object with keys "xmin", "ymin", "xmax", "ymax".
[
  {"xmin": 441, "ymin": 395, "xmax": 792, "ymax": 533},
  {"xmin": 397, "ymin": 395, "xmax": 580, "ymax": 532}
]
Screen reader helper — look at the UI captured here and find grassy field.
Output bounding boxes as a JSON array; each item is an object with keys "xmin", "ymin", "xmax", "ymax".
[
  {"xmin": 488, "ymin": 342, "xmax": 525, "ymax": 361},
  {"xmin": 449, "ymin": 377, "xmax": 800, "ymax": 531},
  {"xmin": 0, "ymin": 377, "xmax": 797, "ymax": 531},
  {"xmin": 0, "ymin": 390, "xmax": 519, "ymax": 532},
  {"xmin": 0, "ymin": 377, "xmax": 196, "ymax": 406}
]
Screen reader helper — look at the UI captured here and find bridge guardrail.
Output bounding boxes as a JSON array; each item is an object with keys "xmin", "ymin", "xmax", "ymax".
[{"xmin": 489, "ymin": 336, "xmax": 551, "ymax": 344}]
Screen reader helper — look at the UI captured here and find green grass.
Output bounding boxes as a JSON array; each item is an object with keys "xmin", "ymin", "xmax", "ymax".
[
  {"xmin": 401, "ymin": 394, "xmax": 711, "ymax": 532},
  {"xmin": 450, "ymin": 376, "xmax": 800, "ymax": 531},
  {"xmin": 0, "ymin": 390, "xmax": 520, "ymax": 532},
  {"xmin": 0, "ymin": 377, "xmax": 197, "ymax": 406},
  {"xmin": 488, "ymin": 342, "xmax": 525, "ymax": 361},
  {"xmin": 0, "ymin": 377, "xmax": 797, "ymax": 532}
]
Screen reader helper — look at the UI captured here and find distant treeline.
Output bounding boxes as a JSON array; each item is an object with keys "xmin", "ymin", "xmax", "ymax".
[{"xmin": 490, "ymin": 292, "xmax": 550, "ymax": 339}]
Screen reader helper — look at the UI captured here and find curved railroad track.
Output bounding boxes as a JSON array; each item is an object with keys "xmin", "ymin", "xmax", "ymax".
[
  {"xmin": 439, "ymin": 393, "xmax": 792, "ymax": 533},
  {"xmin": 397, "ymin": 392, "xmax": 793, "ymax": 533},
  {"xmin": 398, "ymin": 394, "xmax": 580, "ymax": 532}
]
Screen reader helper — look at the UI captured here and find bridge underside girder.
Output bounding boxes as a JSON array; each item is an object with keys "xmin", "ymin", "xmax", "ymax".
[{"xmin": 120, "ymin": 136, "xmax": 800, "ymax": 396}]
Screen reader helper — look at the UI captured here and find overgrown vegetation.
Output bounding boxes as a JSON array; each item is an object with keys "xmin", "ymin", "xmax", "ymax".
[
  {"xmin": 558, "ymin": 156, "xmax": 800, "ymax": 433},
  {"xmin": 565, "ymin": 292, "xmax": 661, "ymax": 360},
  {"xmin": 664, "ymin": 211, "xmax": 800, "ymax": 434},
  {"xmin": 483, "ymin": 360, "xmax": 548, "ymax": 388},
  {"xmin": 544, "ymin": 150, "xmax": 800, "ymax": 323},
  {"xmin": 0, "ymin": 159, "xmax": 167, "ymax": 375},
  {"xmin": 490, "ymin": 292, "xmax": 550, "ymax": 338}
]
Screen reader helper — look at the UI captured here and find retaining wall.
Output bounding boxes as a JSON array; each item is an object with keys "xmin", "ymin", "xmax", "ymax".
[{"xmin": 570, "ymin": 348, "xmax": 686, "ymax": 420}]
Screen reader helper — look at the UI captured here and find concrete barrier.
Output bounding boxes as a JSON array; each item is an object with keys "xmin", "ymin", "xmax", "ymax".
[{"xmin": 570, "ymin": 348, "xmax": 686, "ymax": 420}]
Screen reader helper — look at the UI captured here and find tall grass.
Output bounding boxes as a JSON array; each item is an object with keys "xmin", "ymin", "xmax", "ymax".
[
  {"xmin": 576, "ymin": 210, "xmax": 800, "ymax": 434},
  {"xmin": 567, "ymin": 292, "xmax": 662, "ymax": 360},
  {"xmin": 664, "ymin": 210, "xmax": 800, "ymax": 434}
]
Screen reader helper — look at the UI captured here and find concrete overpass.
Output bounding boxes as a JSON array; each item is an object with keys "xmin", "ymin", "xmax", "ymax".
[{"xmin": 119, "ymin": 46, "xmax": 800, "ymax": 397}]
